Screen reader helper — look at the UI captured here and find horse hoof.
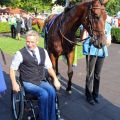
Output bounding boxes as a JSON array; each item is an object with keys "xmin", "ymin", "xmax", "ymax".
[
  {"xmin": 67, "ymin": 90, "xmax": 72, "ymax": 94},
  {"xmin": 66, "ymin": 88, "xmax": 72, "ymax": 94}
]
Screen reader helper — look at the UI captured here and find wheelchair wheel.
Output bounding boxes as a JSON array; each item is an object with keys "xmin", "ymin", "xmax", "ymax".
[{"xmin": 12, "ymin": 87, "xmax": 25, "ymax": 120}]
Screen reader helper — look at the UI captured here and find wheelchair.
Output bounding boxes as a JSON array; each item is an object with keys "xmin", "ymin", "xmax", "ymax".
[{"xmin": 11, "ymin": 79, "xmax": 61, "ymax": 120}]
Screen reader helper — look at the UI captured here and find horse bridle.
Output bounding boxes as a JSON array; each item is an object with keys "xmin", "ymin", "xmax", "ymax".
[
  {"xmin": 86, "ymin": 3, "xmax": 105, "ymax": 36},
  {"xmin": 84, "ymin": 2, "xmax": 106, "ymax": 48}
]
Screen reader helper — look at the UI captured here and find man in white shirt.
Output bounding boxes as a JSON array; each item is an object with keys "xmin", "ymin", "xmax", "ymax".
[{"xmin": 10, "ymin": 30, "xmax": 61, "ymax": 120}]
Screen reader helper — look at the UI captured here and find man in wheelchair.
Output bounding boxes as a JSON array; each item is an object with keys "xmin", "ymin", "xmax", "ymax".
[{"xmin": 10, "ymin": 30, "xmax": 61, "ymax": 120}]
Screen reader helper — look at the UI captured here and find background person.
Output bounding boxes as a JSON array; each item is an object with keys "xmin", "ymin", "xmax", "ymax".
[
  {"xmin": 10, "ymin": 30, "xmax": 61, "ymax": 120},
  {"xmin": 8, "ymin": 14, "xmax": 16, "ymax": 38},
  {"xmin": 25, "ymin": 14, "xmax": 32, "ymax": 31},
  {"xmin": 21, "ymin": 16, "xmax": 26, "ymax": 34},
  {"xmin": 16, "ymin": 14, "xmax": 22, "ymax": 40}
]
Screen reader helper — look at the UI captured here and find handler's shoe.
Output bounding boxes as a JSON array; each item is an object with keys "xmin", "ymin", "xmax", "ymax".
[
  {"xmin": 86, "ymin": 98, "xmax": 95, "ymax": 105},
  {"xmin": 93, "ymin": 97, "xmax": 99, "ymax": 103}
]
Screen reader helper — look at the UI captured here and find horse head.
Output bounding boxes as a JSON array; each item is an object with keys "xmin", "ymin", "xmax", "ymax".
[
  {"xmin": 82, "ymin": 0, "xmax": 108, "ymax": 48},
  {"xmin": 32, "ymin": 18, "xmax": 44, "ymax": 30}
]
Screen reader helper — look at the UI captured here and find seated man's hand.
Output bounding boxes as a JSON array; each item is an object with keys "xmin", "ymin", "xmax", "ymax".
[
  {"xmin": 12, "ymin": 82, "xmax": 20, "ymax": 93},
  {"xmin": 54, "ymin": 78, "xmax": 61, "ymax": 90}
]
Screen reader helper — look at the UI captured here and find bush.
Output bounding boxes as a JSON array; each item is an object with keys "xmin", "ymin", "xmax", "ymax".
[
  {"xmin": 0, "ymin": 22, "xmax": 11, "ymax": 33},
  {"xmin": 111, "ymin": 27, "xmax": 120, "ymax": 43}
]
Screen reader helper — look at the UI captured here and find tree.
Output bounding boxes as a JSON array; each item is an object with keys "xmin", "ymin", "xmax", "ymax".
[
  {"xmin": 106, "ymin": 0, "xmax": 120, "ymax": 16},
  {"xmin": 1, "ymin": 0, "xmax": 119, "ymax": 15},
  {"xmin": 0, "ymin": 0, "xmax": 11, "ymax": 7}
]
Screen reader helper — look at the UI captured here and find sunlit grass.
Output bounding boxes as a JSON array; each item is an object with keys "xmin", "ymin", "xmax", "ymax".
[
  {"xmin": 0, "ymin": 36, "xmax": 44, "ymax": 55},
  {"xmin": 0, "ymin": 35, "xmax": 83, "ymax": 59}
]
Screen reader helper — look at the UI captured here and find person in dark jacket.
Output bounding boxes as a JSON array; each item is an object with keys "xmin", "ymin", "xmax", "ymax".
[
  {"xmin": 8, "ymin": 14, "xmax": 16, "ymax": 38},
  {"xmin": 10, "ymin": 30, "xmax": 61, "ymax": 120},
  {"xmin": 16, "ymin": 14, "xmax": 22, "ymax": 40},
  {"xmin": 25, "ymin": 14, "xmax": 32, "ymax": 31}
]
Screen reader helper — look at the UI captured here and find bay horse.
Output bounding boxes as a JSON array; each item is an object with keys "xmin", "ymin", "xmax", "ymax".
[
  {"xmin": 45, "ymin": 0, "xmax": 108, "ymax": 93},
  {"xmin": 32, "ymin": 18, "xmax": 44, "ymax": 30}
]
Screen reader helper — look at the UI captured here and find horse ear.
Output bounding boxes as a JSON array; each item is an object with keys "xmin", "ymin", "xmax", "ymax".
[
  {"xmin": 93, "ymin": 0, "xmax": 108, "ymax": 5},
  {"xmin": 101, "ymin": 0, "xmax": 109, "ymax": 5}
]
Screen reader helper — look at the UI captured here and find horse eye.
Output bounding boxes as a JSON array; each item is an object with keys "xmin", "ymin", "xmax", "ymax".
[{"xmin": 91, "ymin": 11, "xmax": 100, "ymax": 20}]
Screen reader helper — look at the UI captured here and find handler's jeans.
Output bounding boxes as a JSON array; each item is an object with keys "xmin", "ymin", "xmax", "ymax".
[
  {"xmin": 23, "ymin": 80, "xmax": 56, "ymax": 120},
  {"xmin": 85, "ymin": 55, "xmax": 104, "ymax": 100}
]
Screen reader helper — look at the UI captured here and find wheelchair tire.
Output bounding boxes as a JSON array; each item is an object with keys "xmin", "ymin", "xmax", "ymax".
[{"xmin": 12, "ymin": 87, "xmax": 24, "ymax": 120}]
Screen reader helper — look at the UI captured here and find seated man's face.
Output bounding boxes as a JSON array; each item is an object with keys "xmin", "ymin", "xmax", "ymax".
[{"xmin": 26, "ymin": 36, "xmax": 38, "ymax": 50}]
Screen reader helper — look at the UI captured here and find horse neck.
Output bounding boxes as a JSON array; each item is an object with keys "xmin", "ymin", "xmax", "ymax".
[{"xmin": 61, "ymin": 4, "xmax": 88, "ymax": 34}]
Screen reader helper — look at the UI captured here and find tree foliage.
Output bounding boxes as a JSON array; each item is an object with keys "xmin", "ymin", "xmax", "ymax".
[
  {"xmin": 105, "ymin": 0, "xmax": 120, "ymax": 16},
  {"xmin": 0, "ymin": 0, "xmax": 120, "ymax": 15}
]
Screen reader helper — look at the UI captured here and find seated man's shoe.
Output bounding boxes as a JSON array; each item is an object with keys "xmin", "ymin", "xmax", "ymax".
[
  {"xmin": 86, "ymin": 98, "xmax": 95, "ymax": 105},
  {"xmin": 93, "ymin": 97, "xmax": 99, "ymax": 103}
]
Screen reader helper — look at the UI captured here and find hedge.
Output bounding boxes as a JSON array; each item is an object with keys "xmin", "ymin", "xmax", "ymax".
[{"xmin": 111, "ymin": 27, "xmax": 120, "ymax": 43}]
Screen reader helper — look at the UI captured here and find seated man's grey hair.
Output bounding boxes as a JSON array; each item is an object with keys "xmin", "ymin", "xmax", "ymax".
[{"xmin": 26, "ymin": 30, "xmax": 40, "ymax": 41}]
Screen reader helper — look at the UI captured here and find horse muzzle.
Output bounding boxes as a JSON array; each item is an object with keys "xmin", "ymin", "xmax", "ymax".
[{"xmin": 90, "ymin": 35, "xmax": 106, "ymax": 49}]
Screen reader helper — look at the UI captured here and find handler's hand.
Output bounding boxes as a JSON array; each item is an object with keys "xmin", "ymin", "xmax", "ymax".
[
  {"xmin": 54, "ymin": 78, "xmax": 61, "ymax": 90},
  {"xmin": 105, "ymin": 39, "xmax": 111, "ymax": 47}
]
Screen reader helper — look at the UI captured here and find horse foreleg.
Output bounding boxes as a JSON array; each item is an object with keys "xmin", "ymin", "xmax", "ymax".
[
  {"xmin": 66, "ymin": 69, "xmax": 73, "ymax": 94},
  {"xmin": 66, "ymin": 51, "xmax": 74, "ymax": 94},
  {"xmin": 49, "ymin": 53, "xmax": 59, "ymax": 75}
]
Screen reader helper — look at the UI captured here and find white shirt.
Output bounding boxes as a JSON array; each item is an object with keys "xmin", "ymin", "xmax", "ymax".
[{"xmin": 10, "ymin": 47, "xmax": 52, "ymax": 70}]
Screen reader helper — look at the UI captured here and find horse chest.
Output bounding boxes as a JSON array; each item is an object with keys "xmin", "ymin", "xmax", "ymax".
[{"xmin": 52, "ymin": 41, "xmax": 63, "ymax": 55}]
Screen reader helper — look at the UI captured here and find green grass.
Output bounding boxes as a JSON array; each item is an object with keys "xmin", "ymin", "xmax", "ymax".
[
  {"xmin": 0, "ymin": 36, "xmax": 83, "ymax": 59},
  {"xmin": 0, "ymin": 36, "xmax": 44, "ymax": 55}
]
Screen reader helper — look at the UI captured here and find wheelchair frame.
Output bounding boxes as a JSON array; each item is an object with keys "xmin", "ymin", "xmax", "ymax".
[
  {"xmin": 11, "ymin": 80, "xmax": 62, "ymax": 120},
  {"xmin": 11, "ymin": 80, "xmax": 38, "ymax": 120}
]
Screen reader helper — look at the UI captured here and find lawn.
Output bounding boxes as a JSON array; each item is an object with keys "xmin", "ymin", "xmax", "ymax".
[
  {"xmin": 0, "ymin": 36, "xmax": 44, "ymax": 55},
  {"xmin": 0, "ymin": 35, "xmax": 83, "ymax": 59}
]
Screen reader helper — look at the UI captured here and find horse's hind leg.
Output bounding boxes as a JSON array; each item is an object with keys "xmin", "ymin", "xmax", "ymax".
[{"xmin": 66, "ymin": 51, "xmax": 74, "ymax": 94}]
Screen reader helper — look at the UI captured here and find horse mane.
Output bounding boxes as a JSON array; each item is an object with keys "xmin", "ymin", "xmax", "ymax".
[
  {"xmin": 64, "ymin": 0, "xmax": 92, "ymax": 13},
  {"xmin": 64, "ymin": 5, "xmax": 75, "ymax": 13}
]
